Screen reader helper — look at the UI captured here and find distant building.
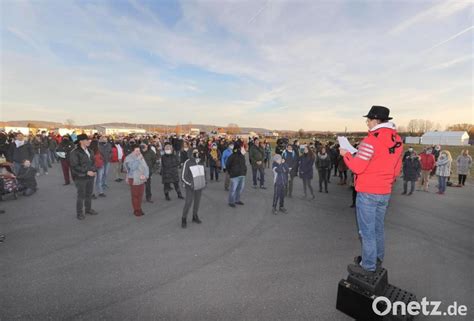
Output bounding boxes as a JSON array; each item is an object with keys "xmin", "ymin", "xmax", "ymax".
[
  {"xmin": 421, "ymin": 131, "xmax": 469, "ymax": 146},
  {"xmin": 404, "ymin": 136, "xmax": 421, "ymax": 144},
  {"xmin": 4, "ymin": 126, "xmax": 30, "ymax": 135},
  {"xmin": 95, "ymin": 126, "xmax": 146, "ymax": 136}
]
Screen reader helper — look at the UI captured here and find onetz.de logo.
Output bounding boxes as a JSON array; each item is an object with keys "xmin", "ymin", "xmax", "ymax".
[{"xmin": 372, "ymin": 296, "xmax": 468, "ymax": 317}]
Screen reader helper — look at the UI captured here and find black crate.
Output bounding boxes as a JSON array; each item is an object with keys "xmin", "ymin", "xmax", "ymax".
[
  {"xmin": 336, "ymin": 279, "xmax": 417, "ymax": 321},
  {"xmin": 347, "ymin": 267, "xmax": 388, "ymax": 295}
]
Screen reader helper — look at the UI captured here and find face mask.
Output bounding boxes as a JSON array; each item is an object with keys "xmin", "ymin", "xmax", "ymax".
[
  {"xmin": 165, "ymin": 150, "xmax": 172, "ymax": 154},
  {"xmin": 229, "ymin": 145, "xmax": 234, "ymax": 150},
  {"xmin": 408, "ymin": 148, "xmax": 413, "ymax": 152},
  {"xmin": 241, "ymin": 148, "xmax": 246, "ymax": 155},
  {"xmin": 193, "ymin": 152, "xmax": 199, "ymax": 158},
  {"xmin": 184, "ymin": 148, "xmax": 189, "ymax": 151},
  {"xmin": 24, "ymin": 162, "xmax": 31, "ymax": 167}
]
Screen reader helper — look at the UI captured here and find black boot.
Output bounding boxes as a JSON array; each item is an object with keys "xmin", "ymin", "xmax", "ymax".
[
  {"xmin": 165, "ymin": 193, "xmax": 171, "ymax": 201},
  {"xmin": 192, "ymin": 216, "xmax": 202, "ymax": 224},
  {"xmin": 177, "ymin": 192, "xmax": 184, "ymax": 200},
  {"xmin": 181, "ymin": 218, "xmax": 187, "ymax": 228}
]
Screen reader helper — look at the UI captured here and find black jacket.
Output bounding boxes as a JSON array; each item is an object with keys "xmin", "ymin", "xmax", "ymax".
[
  {"xmin": 403, "ymin": 157, "xmax": 421, "ymax": 181},
  {"xmin": 17, "ymin": 166, "xmax": 37, "ymax": 190},
  {"xmin": 161, "ymin": 154, "xmax": 180, "ymax": 183},
  {"xmin": 69, "ymin": 146, "xmax": 96, "ymax": 179},
  {"xmin": 316, "ymin": 153, "xmax": 331, "ymax": 170},
  {"xmin": 142, "ymin": 149, "xmax": 157, "ymax": 173},
  {"xmin": 57, "ymin": 140, "xmax": 75, "ymax": 160},
  {"xmin": 226, "ymin": 151, "xmax": 247, "ymax": 178},
  {"xmin": 7, "ymin": 141, "xmax": 34, "ymax": 163}
]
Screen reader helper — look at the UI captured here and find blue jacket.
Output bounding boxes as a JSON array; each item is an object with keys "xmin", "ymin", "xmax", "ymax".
[
  {"xmin": 298, "ymin": 154, "xmax": 314, "ymax": 179},
  {"xmin": 272, "ymin": 161, "xmax": 289, "ymax": 186},
  {"xmin": 221, "ymin": 148, "xmax": 233, "ymax": 169}
]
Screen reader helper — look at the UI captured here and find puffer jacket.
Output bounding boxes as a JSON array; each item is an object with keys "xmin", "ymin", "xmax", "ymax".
[
  {"xmin": 343, "ymin": 122, "xmax": 403, "ymax": 194},
  {"xmin": 182, "ymin": 157, "xmax": 206, "ymax": 190},
  {"xmin": 403, "ymin": 157, "xmax": 421, "ymax": 181},
  {"xmin": 161, "ymin": 153, "xmax": 180, "ymax": 183},
  {"xmin": 436, "ymin": 154, "xmax": 451, "ymax": 177}
]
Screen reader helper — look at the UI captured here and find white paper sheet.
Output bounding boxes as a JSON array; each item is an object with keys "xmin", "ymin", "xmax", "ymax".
[{"xmin": 337, "ymin": 136, "xmax": 358, "ymax": 154}]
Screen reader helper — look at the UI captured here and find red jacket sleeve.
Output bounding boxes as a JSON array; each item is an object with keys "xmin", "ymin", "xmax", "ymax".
[{"xmin": 343, "ymin": 138, "xmax": 375, "ymax": 174}]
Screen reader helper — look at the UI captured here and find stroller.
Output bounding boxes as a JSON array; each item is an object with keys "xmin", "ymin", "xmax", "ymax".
[{"xmin": 0, "ymin": 163, "xmax": 19, "ymax": 200}]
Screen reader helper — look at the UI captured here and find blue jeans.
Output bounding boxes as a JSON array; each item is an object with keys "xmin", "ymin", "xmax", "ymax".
[
  {"xmin": 33, "ymin": 153, "xmax": 48, "ymax": 174},
  {"xmin": 95, "ymin": 167, "xmax": 105, "ymax": 194},
  {"xmin": 228, "ymin": 176, "xmax": 245, "ymax": 204},
  {"xmin": 438, "ymin": 176, "xmax": 447, "ymax": 193},
  {"xmin": 101, "ymin": 162, "xmax": 110, "ymax": 189},
  {"xmin": 356, "ymin": 192, "xmax": 391, "ymax": 271}
]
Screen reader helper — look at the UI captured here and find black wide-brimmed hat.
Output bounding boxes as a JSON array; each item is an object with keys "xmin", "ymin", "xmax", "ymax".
[
  {"xmin": 363, "ymin": 105, "xmax": 392, "ymax": 120},
  {"xmin": 76, "ymin": 134, "xmax": 89, "ymax": 142}
]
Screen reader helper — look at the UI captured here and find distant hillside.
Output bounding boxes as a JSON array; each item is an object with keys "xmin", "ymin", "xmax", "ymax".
[{"xmin": 2, "ymin": 120, "xmax": 271, "ymax": 133}]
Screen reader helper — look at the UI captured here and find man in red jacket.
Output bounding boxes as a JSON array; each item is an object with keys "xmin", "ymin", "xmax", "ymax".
[
  {"xmin": 340, "ymin": 106, "xmax": 403, "ymax": 278},
  {"xmin": 418, "ymin": 147, "xmax": 435, "ymax": 192}
]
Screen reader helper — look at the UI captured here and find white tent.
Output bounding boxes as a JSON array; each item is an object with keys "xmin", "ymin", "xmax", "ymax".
[{"xmin": 421, "ymin": 131, "xmax": 469, "ymax": 146}]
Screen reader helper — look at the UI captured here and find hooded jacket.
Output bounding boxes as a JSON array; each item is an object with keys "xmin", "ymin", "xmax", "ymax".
[
  {"xmin": 343, "ymin": 122, "xmax": 403, "ymax": 194},
  {"xmin": 182, "ymin": 157, "xmax": 206, "ymax": 190}
]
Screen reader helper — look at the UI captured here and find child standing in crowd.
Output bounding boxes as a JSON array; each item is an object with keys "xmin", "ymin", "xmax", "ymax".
[
  {"xmin": 436, "ymin": 150, "xmax": 452, "ymax": 195},
  {"xmin": 272, "ymin": 154, "xmax": 289, "ymax": 214}
]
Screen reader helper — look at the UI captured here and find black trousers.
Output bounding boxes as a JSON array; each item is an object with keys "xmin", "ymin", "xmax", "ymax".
[
  {"xmin": 351, "ymin": 187, "xmax": 357, "ymax": 205},
  {"xmin": 182, "ymin": 186, "xmax": 202, "ymax": 219},
  {"xmin": 403, "ymin": 180, "xmax": 416, "ymax": 194},
  {"xmin": 302, "ymin": 177, "xmax": 314, "ymax": 196},
  {"xmin": 458, "ymin": 174, "xmax": 467, "ymax": 186},
  {"xmin": 75, "ymin": 177, "xmax": 94, "ymax": 214},
  {"xmin": 145, "ymin": 173, "xmax": 152, "ymax": 200},
  {"xmin": 164, "ymin": 181, "xmax": 181, "ymax": 195},
  {"xmin": 273, "ymin": 183, "xmax": 285, "ymax": 208},
  {"xmin": 318, "ymin": 168, "xmax": 328, "ymax": 191},
  {"xmin": 252, "ymin": 166, "xmax": 265, "ymax": 187}
]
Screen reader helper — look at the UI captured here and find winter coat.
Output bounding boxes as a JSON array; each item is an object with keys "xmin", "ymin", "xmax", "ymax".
[
  {"xmin": 180, "ymin": 150, "xmax": 191, "ymax": 165},
  {"xmin": 209, "ymin": 149, "xmax": 221, "ymax": 167},
  {"xmin": 7, "ymin": 141, "xmax": 34, "ymax": 163},
  {"xmin": 298, "ymin": 154, "xmax": 315, "ymax": 179},
  {"xmin": 282, "ymin": 150, "xmax": 298, "ymax": 177},
  {"xmin": 272, "ymin": 161, "xmax": 289, "ymax": 185},
  {"xmin": 69, "ymin": 146, "xmax": 97, "ymax": 179},
  {"xmin": 343, "ymin": 122, "xmax": 403, "ymax": 194},
  {"xmin": 456, "ymin": 155, "xmax": 472, "ymax": 175},
  {"xmin": 124, "ymin": 153, "xmax": 149, "ymax": 185},
  {"xmin": 435, "ymin": 154, "xmax": 451, "ymax": 177},
  {"xmin": 32, "ymin": 137, "xmax": 49, "ymax": 154},
  {"xmin": 337, "ymin": 155, "xmax": 348, "ymax": 172},
  {"xmin": 161, "ymin": 153, "xmax": 180, "ymax": 183},
  {"xmin": 402, "ymin": 157, "xmax": 421, "ymax": 181},
  {"xmin": 249, "ymin": 145, "xmax": 265, "ymax": 168},
  {"xmin": 182, "ymin": 157, "xmax": 206, "ymax": 191},
  {"xmin": 98, "ymin": 142, "xmax": 112, "ymax": 163},
  {"xmin": 226, "ymin": 151, "xmax": 247, "ymax": 178},
  {"xmin": 419, "ymin": 153, "xmax": 435, "ymax": 171},
  {"xmin": 142, "ymin": 148, "xmax": 157, "ymax": 173},
  {"xmin": 316, "ymin": 153, "xmax": 331, "ymax": 170},
  {"xmin": 57, "ymin": 140, "xmax": 75, "ymax": 160},
  {"xmin": 17, "ymin": 166, "xmax": 38, "ymax": 190},
  {"xmin": 48, "ymin": 138, "xmax": 57, "ymax": 151}
]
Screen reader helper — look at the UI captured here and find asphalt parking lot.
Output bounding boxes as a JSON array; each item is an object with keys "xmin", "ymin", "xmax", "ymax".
[{"xmin": 0, "ymin": 163, "xmax": 472, "ymax": 320}]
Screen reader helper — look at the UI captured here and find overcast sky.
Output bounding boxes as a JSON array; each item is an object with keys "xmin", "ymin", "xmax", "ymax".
[{"xmin": 1, "ymin": 0, "xmax": 472, "ymax": 131}]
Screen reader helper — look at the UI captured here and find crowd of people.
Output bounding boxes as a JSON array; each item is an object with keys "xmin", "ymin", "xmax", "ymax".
[{"xmin": 0, "ymin": 114, "xmax": 471, "ymax": 253}]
